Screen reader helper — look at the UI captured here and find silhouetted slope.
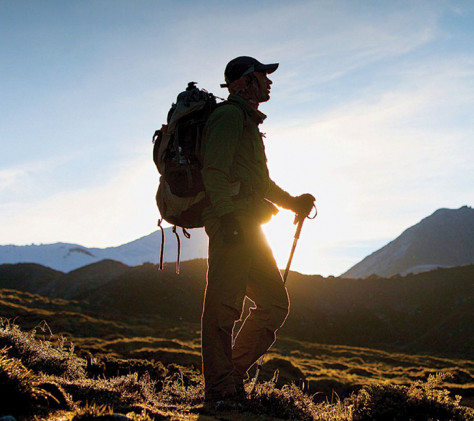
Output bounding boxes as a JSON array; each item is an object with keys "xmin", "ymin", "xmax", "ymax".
[
  {"xmin": 282, "ymin": 265, "xmax": 474, "ymax": 357},
  {"xmin": 0, "ymin": 263, "xmax": 62, "ymax": 296},
  {"xmin": 0, "ymin": 260, "xmax": 131, "ymax": 300},
  {"xmin": 75, "ymin": 259, "xmax": 208, "ymax": 322},
  {"xmin": 50, "ymin": 259, "xmax": 130, "ymax": 299},
  {"xmin": 1, "ymin": 260, "xmax": 472, "ymax": 358},
  {"xmin": 343, "ymin": 206, "xmax": 474, "ymax": 278}
]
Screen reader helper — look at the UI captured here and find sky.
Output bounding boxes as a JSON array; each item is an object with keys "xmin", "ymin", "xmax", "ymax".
[{"xmin": 1, "ymin": 0, "xmax": 473, "ymax": 276}]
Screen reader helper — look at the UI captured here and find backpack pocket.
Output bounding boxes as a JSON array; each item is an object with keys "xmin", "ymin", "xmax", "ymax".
[
  {"xmin": 165, "ymin": 161, "xmax": 204, "ymax": 197},
  {"xmin": 156, "ymin": 178, "xmax": 208, "ymax": 228}
]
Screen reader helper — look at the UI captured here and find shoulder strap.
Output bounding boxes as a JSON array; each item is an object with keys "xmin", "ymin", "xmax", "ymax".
[{"xmin": 214, "ymin": 100, "xmax": 248, "ymax": 126}]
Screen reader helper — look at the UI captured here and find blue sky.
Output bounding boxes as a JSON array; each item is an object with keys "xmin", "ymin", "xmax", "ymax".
[{"xmin": 1, "ymin": 0, "xmax": 473, "ymax": 276}]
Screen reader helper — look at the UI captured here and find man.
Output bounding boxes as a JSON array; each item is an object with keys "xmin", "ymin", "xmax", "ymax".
[{"xmin": 201, "ymin": 56, "xmax": 315, "ymax": 403}]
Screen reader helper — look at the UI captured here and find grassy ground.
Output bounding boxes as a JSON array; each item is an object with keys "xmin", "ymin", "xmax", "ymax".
[
  {"xmin": 1, "ymin": 282, "xmax": 473, "ymax": 419},
  {"xmin": 0, "ymin": 319, "xmax": 473, "ymax": 420},
  {"xmin": 55, "ymin": 318, "xmax": 473, "ymax": 410}
]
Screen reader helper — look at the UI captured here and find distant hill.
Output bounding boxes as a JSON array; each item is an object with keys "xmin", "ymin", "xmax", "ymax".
[
  {"xmin": 0, "ymin": 228, "xmax": 208, "ymax": 272},
  {"xmin": 1, "ymin": 260, "xmax": 472, "ymax": 359},
  {"xmin": 342, "ymin": 206, "xmax": 474, "ymax": 278},
  {"xmin": 0, "ymin": 263, "xmax": 62, "ymax": 296},
  {"xmin": 283, "ymin": 265, "xmax": 474, "ymax": 358}
]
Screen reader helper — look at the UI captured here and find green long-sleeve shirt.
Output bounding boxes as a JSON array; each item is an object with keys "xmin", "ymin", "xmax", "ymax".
[{"xmin": 201, "ymin": 94, "xmax": 293, "ymax": 222}]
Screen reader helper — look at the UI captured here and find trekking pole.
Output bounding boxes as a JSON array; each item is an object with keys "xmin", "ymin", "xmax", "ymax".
[
  {"xmin": 248, "ymin": 206, "xmax": 317, "ymax": 394},
  {"xmin": 283, "ymin": 215, "xmax": 305, "ymax": 283}
]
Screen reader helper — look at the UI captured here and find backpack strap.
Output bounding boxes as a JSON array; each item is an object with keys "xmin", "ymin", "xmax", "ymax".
[
  {"xmin": 157, "ymin": 219, "xmax": 165, "ymax": 270},
  {"xmin": 214, "ymin": 100, "xmax": 247, "ymax": 125},
  {"xmin": 172, "ymin": 225, "xmax": 181, "ymax": 274},
  {"xmin": 157, "ymin": 221, "xmax": 191, "ymax": 274}
]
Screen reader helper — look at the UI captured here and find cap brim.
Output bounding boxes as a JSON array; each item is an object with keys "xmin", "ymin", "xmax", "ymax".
[
  {"xmin": 256, "ymin": 63, "xmax": 279, "ymax": 74},
  {"xmin": 221, "ymin": 62, "xmax": 279, "ymax": 88}
]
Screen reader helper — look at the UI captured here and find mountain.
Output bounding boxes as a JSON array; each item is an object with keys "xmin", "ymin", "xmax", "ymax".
[
  {"xmin": 0, "ymin": 263, "xmax": 62, "ymax": 296},
  {"xmin": 282, "ymin": 265, "xmax": 474, "ymax": 357},
  {"xmin": 48, "ymin": 259, "xmax": 131, "ymax": 299},
  {"xmin": 342, "ymin": 206, "xmax": 474, "ymax": 278},
  {"xmin": 0, "ymin": 228, "xmax": 208, "ymax": 272},
  {"xmin": 74, "ymin": 259, "xmax": 208, "ymax": 322}
]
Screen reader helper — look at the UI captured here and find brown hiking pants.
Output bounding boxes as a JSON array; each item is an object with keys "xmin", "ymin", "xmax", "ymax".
[{"xmin": 201, "ymin": 216, "xmax": 290, "ymax": 399}]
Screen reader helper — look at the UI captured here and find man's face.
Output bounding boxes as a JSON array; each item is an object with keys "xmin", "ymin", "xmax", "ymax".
[{"xmin": 253, "ymin": 72, "xmax": 273, "ymax": 103}]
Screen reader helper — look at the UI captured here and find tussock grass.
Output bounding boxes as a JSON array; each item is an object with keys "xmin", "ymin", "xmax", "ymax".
[
  {"xmin": 57, "ymin": 372, "xmax": 158, "ymax": 413},
  {"xmin": 0, "ymin": 319, "xmax": 85, "ymax": 378},
  {"xmin": 71, "ymin": 403, "xmax": 114, "ymax": 420},
  {"xmin": 1, "ymin": 319, "xmax": 473, "ymax": 420},
  {"xmin": 347, "ymin": 373, "xmax": 472, "ymax": 421},
  {"xmin": 158, "ymin": 371, "xmax": 204, "ymax": 407},
  {"xmin": 0, "ymin": 347, "xmax": 48, "ymax": 416},
  {"xmin": 72, "ymin": 404, "xmax": 155, "ymax": 421},
  {"xmin": 272, "ymin": 336, "xmax": 474, "ymax": 407},
  {"xmin": 248, "ymin": 380, "xmax": 352, "ymax": 420}
]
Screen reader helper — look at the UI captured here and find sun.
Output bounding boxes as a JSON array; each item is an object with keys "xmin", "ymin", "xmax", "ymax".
[{"xmin": 262, "ymin": 211, "xmax": 303, "ymax": 272}]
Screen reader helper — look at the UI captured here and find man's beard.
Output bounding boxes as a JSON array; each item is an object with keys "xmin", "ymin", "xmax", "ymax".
[
  {"xmin": 229, "ymin": 76, "xmax": 270, "ymax": 107},
  {"xmin": 256, "ymin": 89, "xmax": 270, "ymax": 102}
]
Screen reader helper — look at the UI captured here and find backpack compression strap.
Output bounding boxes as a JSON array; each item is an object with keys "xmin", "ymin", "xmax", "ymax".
[
  {"xmin": 157, "ymin": 219, "xmax": 165, "ymax": 270},
  {"xmin": 172, "ymin": 225, "xmax": 181, "ymax": 274},
  {"xmin": 157, "ymin": 222, "xmax": 193, "ymax": 274}
]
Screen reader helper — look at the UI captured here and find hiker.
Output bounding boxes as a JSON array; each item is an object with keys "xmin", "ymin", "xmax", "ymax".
[{"xmin": 200, "ymin": 56, "xmax": 315, "ymax": 403}]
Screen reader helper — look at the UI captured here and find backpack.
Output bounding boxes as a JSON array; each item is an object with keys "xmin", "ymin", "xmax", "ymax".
[{"xmin": 152, "ymin": 82, "xmax": 220, "ymax": 271}]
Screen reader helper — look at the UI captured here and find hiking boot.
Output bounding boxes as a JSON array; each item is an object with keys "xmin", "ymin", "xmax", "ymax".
[
  {"xmin": 202, "ymin": 392, "xmax": 244, "ymax": 414},
  {"xmin": 234, "ymin": 375, "xmax": 247, "ymax": 401},
  {"xmin": 204, "ymin": 399, "xmax": 243, "ymax": 412}
]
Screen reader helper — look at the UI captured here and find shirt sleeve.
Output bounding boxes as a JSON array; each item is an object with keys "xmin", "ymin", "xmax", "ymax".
[
  {"xmin": 202, "ymin": 105, "xmax": 244, "ymax": 217},
  {"xmin": 265, "ymin": 179, "xmax": 294, "ymax": 209}
]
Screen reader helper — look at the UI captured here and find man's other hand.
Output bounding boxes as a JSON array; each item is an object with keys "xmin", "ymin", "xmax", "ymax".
[{"xmin": 220, "ymin": 213, "xmax": 244, "ymax": 244}]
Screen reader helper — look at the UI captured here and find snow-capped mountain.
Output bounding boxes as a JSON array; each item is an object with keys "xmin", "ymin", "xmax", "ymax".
[
  {"xmin": 342, "ymin": 206, "xmax": 474, "ymax": 278},
  {"xmin": 0, "ymin": 228, "xmax": 208, "ymax": 272}
]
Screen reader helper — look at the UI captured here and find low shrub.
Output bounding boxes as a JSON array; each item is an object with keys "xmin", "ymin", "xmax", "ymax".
[
  {"xmin": 158, "ymin": 370, "xmax": 204, "ymax": 406},
  {"xmin": 0, "ymin": 348, "xmax": 48, "ymax": 417},
  {"xmin": 248, "ymin": 380, "xmax": 352, "ymax": 420},
  {"xmin": 0, "ymin": 319, "xmax": 85, "ymax": 378},
  {"xmin": 347, "ymin": 373, "xmax": 474, "ymax": 421}
]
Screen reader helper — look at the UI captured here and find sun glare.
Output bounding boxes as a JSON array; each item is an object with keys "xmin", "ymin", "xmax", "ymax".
[{"xmin": 262, "ymin": 211, "xmax": 304, "ymax": 272}]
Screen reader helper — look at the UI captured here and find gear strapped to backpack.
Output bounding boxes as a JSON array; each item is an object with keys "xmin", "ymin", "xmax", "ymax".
[{"xmin": 152, "ymin": 82, "xmax": 221, "ymax": 272}]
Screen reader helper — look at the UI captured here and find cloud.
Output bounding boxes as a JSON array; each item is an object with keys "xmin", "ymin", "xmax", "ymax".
[
  {"xmin": 0, "ymin": 154, "xmax": 82, "ymax": 202},
  {"xmin": 262, "ymin": 54, "xmax": 474, "ymax": 262},
  {"xmin": 0, "ymin": 168, "xmax": 26, "ymax": 192},
  {"xmin": 0, "ymin": 155, "xmax": 159, "ymax": 247},
  {"xmin": 254, "ymin": 1, "xmax": 440, "ymax": 95}
]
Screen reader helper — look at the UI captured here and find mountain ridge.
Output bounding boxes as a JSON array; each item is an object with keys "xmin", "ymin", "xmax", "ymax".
[
  {"xmin": 0, "ymin": 228, "xmax": 208, "ymax": 272},
  {"xmin": 342, "ymin": 206, "xmax": 474, "ymax": 278},
  {"xmin": 1, "ymin": 206, "xmax": 473, "ymax": 277}
]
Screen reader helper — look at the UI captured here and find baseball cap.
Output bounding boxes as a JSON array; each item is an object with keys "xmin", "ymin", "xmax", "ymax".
[{"xmin": 220, "ymin": 56, "xmax": 279, "ymax": 88}]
